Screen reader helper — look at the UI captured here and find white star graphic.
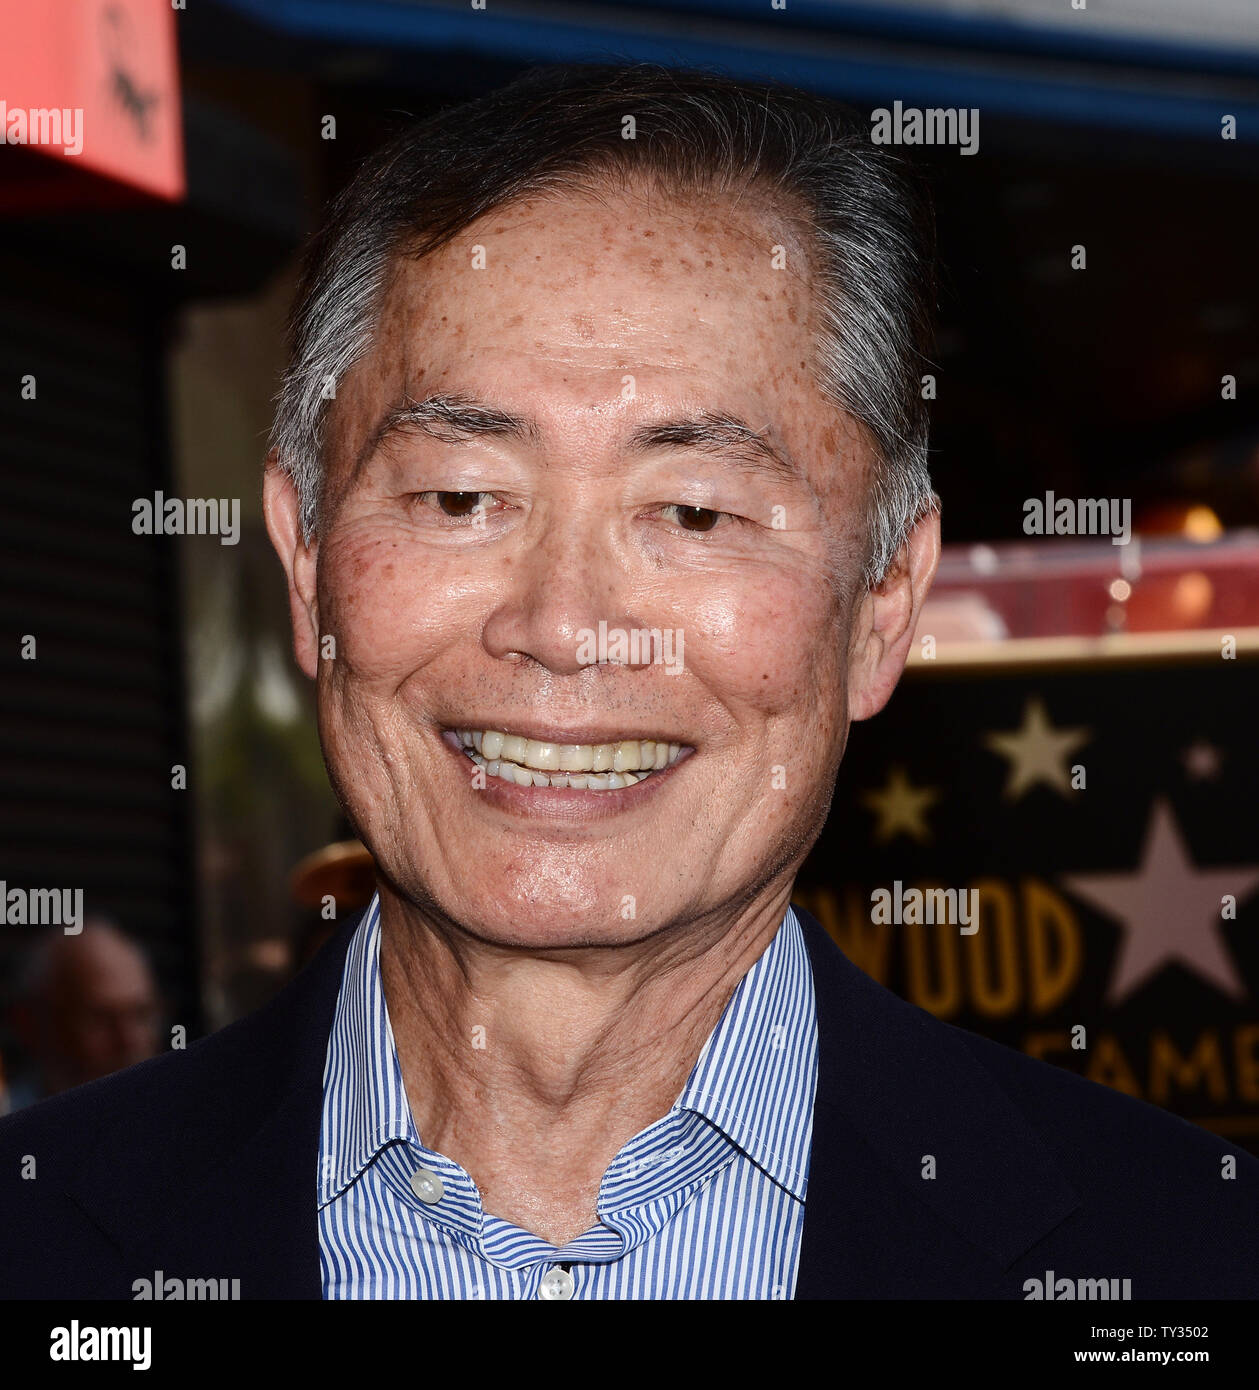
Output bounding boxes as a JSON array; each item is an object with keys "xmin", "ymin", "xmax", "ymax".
[
  {"xmin": 860, "ymin": 765, "xmax": 940, "ymax": 845},
  {"xmin": 983, "ymin": 696, "xmax": 1090, "ymax": 800},
  {"xmin": 1061, "ymin": 799, "xmax": 1259, "ymax": 1004}
]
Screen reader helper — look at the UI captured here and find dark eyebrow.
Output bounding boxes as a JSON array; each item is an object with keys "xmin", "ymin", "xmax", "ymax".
[
  {"xmin": 354, "ymin": 391, "xmax": 540, "ymax": 475},
  {"xmin": 627, "ymin": 411, "xmax": 801, "ymax": 485},
  {"xmin": 355, "ymin": 395, "xmax": 801, "ymax": 487}
]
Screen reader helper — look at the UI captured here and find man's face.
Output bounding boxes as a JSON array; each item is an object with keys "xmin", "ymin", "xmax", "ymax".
[
  {"xmin": 39, "ymin": 931, "xmax": 160, "ymax": 1090},
  {"xmin": 274, "ymin": 185, "xmax": 909, "ymax": 946}
]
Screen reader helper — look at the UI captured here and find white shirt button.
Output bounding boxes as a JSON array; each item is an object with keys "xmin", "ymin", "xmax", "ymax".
[
  {"xmin": 409, "ymin": 1167, "xmax": 444, "ymax": 1205},
  {"xmin": 538, "ymin": 1266, "xmax": 575, "ymax": 1301}
]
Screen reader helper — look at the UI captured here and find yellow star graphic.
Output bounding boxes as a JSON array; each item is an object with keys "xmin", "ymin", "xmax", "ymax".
[
  {"xmin": 860, "ymin": 765, "xmax": 940, "ymax": 845},
  {"xmin": 984, "ymin": 696, "xmax": 1090, "ymax": 800}
]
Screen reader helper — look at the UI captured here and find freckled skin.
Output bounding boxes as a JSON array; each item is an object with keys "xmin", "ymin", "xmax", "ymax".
[
  {"xmin": 312, "ymin": 189, "xmax": 867, "ymax": 943},
  {"xmin": 264, "ymin": 183, "xmax": 939, "ymax": 1244}
]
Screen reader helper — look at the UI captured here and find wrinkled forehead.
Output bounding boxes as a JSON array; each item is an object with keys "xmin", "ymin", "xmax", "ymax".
[
  {"xmin": 384, "ymin": 184, "xmax": 810, "ymax": 365},
  {"xmin": 325, "ymin": 182, "xmax": 872, "ymax": 535}
]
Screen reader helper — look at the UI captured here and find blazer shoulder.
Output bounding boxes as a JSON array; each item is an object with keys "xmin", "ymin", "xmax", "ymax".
[
  {"xmin": 948, "ymin": 1020, "xmax": 1256, "ymax": 1172},
  {"xmin": 945, "ymin": 1018, "xmax": 1259, "ymax": 1293},
  {"xmin": 0, "ymin": 1036, "xmax": 238, "ymax": 1296}
]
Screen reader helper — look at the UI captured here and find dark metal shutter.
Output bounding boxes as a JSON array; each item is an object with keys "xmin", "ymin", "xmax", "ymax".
[{"xmin": 0, "ymin": 253, "xmax": 198, "ymax": 1027}]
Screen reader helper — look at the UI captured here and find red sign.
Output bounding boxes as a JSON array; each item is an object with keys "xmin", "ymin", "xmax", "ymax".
[{"xmin": 0, "ymin": 0, "xmax": 183, "ymax": 204}]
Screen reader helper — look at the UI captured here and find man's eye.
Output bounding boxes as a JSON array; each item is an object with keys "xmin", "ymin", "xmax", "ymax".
[
  {"xmin": 662, "ymin": 504, "xmax": 724, "ymax": 532},
  {"xmin": 415, "ymin": 491, "xmax": 491, "ymax": 518}
]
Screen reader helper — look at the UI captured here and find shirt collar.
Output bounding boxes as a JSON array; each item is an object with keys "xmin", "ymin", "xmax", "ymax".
[
  {"xmin": 673, "ymin": 905, "xmax": 816, "ymax": 1199},
  {"xmin": 319, "ymin": 896, "xmax": 414, "ymax": 1206},
  {"xmin": 319, "ymin": 896, "xmax": 816, "ymax": 1208}
]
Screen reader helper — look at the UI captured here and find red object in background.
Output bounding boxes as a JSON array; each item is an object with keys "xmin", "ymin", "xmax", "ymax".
[
  {"xmin": 0, "ymin": 0, "xmax": 183, "ymax": 208},
  {"xmin": 923, "ymin": 532, "xmax": 1259, "ymax": 644}
]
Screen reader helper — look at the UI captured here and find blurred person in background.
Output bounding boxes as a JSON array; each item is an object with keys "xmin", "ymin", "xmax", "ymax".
[{"xmin": 3, "ymin": 918, "xmax": 161, "ymax": 1112}]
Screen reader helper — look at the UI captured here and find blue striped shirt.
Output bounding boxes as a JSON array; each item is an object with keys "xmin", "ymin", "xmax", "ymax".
[{"xmin": 317, "ymin": 895, "xmax": 817, "ymax": 1299}]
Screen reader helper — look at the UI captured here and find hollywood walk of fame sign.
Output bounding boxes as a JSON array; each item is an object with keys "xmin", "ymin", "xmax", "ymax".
[{"xmin": 795, "ymin": 649, "xmax": 1259, "ymax": 1152}]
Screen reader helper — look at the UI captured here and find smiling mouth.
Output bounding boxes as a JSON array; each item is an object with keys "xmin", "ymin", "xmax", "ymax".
[{"xmin": 447, "ymin": 728, "xmax": 688, "ymax": 790}]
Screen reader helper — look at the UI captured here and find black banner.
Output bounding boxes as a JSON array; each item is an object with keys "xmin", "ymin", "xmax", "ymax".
[{"xmin": 797, "ymin": 650, "xmax": 1259, "ymax": 1154}]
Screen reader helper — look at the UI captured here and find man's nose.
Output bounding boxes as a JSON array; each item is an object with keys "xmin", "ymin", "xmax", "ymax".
[{"xmin": 480, "ymin": 523, "xmax": 647, "ymax": 676}]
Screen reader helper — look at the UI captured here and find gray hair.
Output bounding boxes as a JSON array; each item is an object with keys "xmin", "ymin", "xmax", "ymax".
[{"xmin": 270, "ymin": 63, "xmax": 938, "ymax": 587}]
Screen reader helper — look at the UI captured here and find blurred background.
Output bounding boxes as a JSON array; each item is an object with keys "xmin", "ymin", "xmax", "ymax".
[{"xmin": 1, "ymin": 0, "xmax": 1258, "ymax": 1144}]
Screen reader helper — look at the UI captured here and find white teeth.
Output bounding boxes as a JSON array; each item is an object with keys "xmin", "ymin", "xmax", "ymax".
[
  {"xmin": 454, "ymin": 728, "xmax": 687, "ymax": 789},
  {"xmin": 465, "ymin": 750, "xmax": 662, "ymax": 792},
  {"xmin": 524, "ymin": 739, "xmax": 560, "ymax": 772},
  {"xmin": 558, "ymin": 744, "xmax": 587, "ymax": 772}
]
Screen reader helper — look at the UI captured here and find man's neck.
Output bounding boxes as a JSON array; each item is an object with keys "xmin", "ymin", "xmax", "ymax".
[{"xmin": 377, "ymin": 888, "xmax": 792, "ymax": 1246}]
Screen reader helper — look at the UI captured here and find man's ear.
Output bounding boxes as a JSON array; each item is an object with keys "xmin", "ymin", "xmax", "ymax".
[
  {"xmin": 846, "ymin": 506, "xmax": 941, "ymax": 723},
  {"xmin": 263, "ymin": 454, "xmax": 321, "ymax": 680}
]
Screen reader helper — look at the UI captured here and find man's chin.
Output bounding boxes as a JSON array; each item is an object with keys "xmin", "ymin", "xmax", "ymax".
[
  {"xmin": 379, "ymin": 877, "xmax": 685, "ymax": 950},
  {"xmin": 463, "ymin": 919, "xmax": 662, "ymax": 951},
  {"xmin": 455, "ymin": 897, "xmax": 667, "ymax": 950}
]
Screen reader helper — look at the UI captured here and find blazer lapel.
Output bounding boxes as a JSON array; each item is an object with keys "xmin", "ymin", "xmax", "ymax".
[{"xmin": 793, "ymin": 906, "xmax": 1081, "ymax": 1298}]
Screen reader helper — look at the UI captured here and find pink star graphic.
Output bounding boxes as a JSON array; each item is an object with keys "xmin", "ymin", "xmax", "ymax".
[{"xmin": 1061, "ymin": 799, "xmax": 1259, "ymax": 1004}]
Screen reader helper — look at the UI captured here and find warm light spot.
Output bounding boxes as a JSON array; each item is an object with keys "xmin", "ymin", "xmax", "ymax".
[
  {"xmin": 1172, "ymin": 571, "xmax": 1213, "ymax": 623},
  {"xmin": 1108, "ymin": 578, "xmax": 1132, "ymax": 602},
  {"xmin": 1182, "ymin": 505, "xmax": 1223, "ymax": 542}
]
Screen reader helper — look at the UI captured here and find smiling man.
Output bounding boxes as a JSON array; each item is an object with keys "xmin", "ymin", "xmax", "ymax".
[{"xmin": 2, "ymin": 65, "xmax": 1256, "ymax": 1302}]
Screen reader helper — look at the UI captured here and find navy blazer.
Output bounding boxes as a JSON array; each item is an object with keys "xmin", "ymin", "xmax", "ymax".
[{"xmin": 2, "ymin": 906, "xmax": 1256, "ymax": 1299}]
